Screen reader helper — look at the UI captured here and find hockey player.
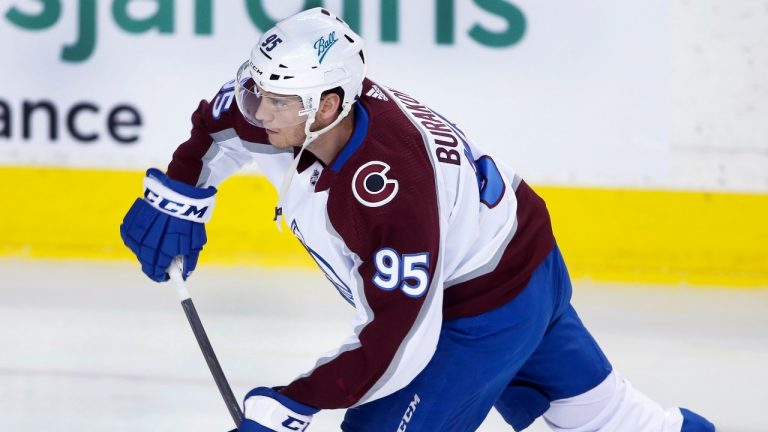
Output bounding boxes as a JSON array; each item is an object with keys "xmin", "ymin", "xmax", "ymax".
[{"xmin": 120, "ymin": 8, "xmax": 715, "ymax": 432}]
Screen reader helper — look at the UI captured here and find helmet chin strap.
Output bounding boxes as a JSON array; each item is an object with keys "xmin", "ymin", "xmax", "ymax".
[{"xmin": 273, "ymin": 102, "xmax": 354, "ymax": 231}]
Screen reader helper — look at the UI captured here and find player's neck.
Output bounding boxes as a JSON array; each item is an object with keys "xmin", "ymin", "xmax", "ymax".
[{"xmin": 307, "ymin": 110, "xmax": 356, "ymax": 166}]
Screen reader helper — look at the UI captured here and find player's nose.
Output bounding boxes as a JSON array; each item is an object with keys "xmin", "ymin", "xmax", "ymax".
[{"xmin": 254, "ymin": 101, "xmax": 273, "ymax": 123}]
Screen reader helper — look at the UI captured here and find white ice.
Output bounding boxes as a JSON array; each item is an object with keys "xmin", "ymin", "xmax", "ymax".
[{"xmin": 1, "ymin": 260, "xmax": 766, "ymax": 431}]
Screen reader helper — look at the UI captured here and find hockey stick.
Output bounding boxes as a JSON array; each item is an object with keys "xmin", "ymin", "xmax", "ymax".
[{"xmin": 168, "ymin": 257, "xmax": 243, "ymax": 430}]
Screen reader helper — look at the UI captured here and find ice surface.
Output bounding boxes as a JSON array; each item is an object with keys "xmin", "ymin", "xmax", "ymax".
[{"xmin": 1, "ymin": 260, "xmax": 765, "ymax": 431}]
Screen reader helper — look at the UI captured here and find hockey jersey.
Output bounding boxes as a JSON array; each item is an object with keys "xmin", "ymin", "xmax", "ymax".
[{"xmin": 166, "ymin": 78, "xmax": 555, "ymax": 410}]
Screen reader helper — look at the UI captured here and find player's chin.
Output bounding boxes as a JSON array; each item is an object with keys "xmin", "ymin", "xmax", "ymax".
[
  {"xmin": 269, "ymin": 133, "xmax": 302, "ymax": 149},
  {"xmin": 265, "ymin": 130, "xmax": 286, "ymax": 147}
]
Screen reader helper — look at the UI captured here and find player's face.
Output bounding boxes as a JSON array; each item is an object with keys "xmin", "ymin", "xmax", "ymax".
[
  {"xmin": 252, "ymin": 90, "xmax": 308, "ymax": 148},
  {"xmin": 263, "ymin": 119, "xmax": 308, "ymax": 148},
  {"xmin": 233, "ymin": 62, "xmax": 310, "ymax": 147}
]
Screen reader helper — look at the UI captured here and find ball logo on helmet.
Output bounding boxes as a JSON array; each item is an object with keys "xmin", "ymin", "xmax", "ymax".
[
  {"xmin": 352, "ymin": 161, "xmax": 399, "ymax": 207},
  {"xmin": 314, "ymin": 31, "xmax": 338, "ymax": 64}
]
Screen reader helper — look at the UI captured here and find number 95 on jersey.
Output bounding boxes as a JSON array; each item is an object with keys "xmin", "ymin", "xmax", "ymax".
[{"xmin": 372, "ymin": 248, "xmax": 431, "ymax": 298}]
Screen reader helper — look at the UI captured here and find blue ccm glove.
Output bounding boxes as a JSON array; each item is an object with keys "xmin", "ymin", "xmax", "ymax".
[
  {"xmin": 120, "ymin": 168, "xmax": 217, "ymax": 282},
  {"xmin": 239, "ymin": 387, "xmax": 319, "ymax": 432}
]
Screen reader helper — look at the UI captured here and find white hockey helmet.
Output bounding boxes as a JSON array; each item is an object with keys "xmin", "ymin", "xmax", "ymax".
[{"xmin": 235, "ymin": 7, "xmax": 367, "ymax": 132}]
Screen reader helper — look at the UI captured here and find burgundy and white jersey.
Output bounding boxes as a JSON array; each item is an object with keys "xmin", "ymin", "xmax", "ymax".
[{"xmin": 166, "ymin": 78, "xmax": 555, "ymax": 410}]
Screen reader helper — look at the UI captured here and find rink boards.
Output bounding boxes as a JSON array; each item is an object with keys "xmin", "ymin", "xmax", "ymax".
[{"xmin": 1, "ymin": 166, "xmax": 766, "ymax": 287}]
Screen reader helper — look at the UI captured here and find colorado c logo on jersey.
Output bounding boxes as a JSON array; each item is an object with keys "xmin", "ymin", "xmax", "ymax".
[{"xmin": 352, "ymin": 161, "xmax": 399, "ymax": 207}]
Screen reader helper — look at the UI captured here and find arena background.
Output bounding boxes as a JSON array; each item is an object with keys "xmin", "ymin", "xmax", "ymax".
[{"xmin": 1, "ymin": 0, "xmax": 766, "ymax": 286}]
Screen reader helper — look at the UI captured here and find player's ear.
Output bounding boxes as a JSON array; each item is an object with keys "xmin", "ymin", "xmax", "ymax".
[{"xmin": 317, "ymin": 93, "xmax": 341, "ymax": 121}]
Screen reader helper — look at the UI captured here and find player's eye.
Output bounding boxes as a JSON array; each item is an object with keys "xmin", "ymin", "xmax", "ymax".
[{"xmin": 264, "ymin": 97, "xmax": 284, "ymax": 109}]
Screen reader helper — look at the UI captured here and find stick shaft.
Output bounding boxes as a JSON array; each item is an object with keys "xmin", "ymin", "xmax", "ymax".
[{"xmin": 180, "ymin": 298, "xmax": 244, "ymax": 427}]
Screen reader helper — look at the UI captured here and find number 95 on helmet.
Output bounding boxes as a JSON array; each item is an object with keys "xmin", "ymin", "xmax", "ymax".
[{"xmin": 234, "ymin": 7, "xmax": 368, "ymax": 130}]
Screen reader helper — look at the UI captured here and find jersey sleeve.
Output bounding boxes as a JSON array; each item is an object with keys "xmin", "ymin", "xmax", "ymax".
[
  {"xmin": 280, "ymin": 139, "xmax": 443, "ymax": 409},
  {"xmin": 166, "ymin": 81, "xmax": 270, "ymax": 188}
]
